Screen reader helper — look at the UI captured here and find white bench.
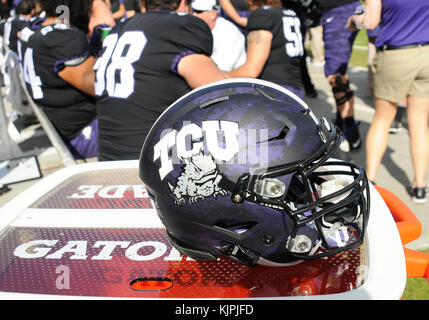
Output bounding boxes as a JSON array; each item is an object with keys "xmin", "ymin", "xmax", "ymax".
[{"xmin": 1, "ymin": 44, "xmax": 78, "ymax": 167}]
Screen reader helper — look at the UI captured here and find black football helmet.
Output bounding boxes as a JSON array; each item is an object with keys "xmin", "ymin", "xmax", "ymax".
[{"xmin": 139, "ymin": 79, "xmax": 370, "ymax": 267}]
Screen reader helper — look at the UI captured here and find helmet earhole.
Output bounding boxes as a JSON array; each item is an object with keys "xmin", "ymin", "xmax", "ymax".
[{"xmin": 262, "ymin": 235, "xmax": 274, "ymax": 246}]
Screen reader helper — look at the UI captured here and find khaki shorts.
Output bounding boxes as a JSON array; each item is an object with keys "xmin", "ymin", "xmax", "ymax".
[{"xmin": 373, "ymin": 45, "xmax": 429, "ymax": 103}]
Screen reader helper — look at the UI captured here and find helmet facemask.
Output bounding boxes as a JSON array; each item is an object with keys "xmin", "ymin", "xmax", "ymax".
[{"xmin": 221, "ymin": 118, "xmax": 370, "ymax": 266}]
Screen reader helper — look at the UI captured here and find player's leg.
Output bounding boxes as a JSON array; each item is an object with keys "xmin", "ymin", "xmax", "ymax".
[
  {"xmin": 407, "ymin": 96, "xmax": 429, "ymax": 185},
  {"xmin": 334, "ymin": 73, "xmax": 361, "ymax": 151},
  {"xmin": 406, "ymin": 46, "xmax": 429, "ymax": 202},
  {"xmin": 365, "ymin": 98, "xmax": 397, "ymax": 183},
  {"xmin": 322, "ymin": 2, "xmax": 361, "ymax": 151},
  {"xmin": 406, "ymin": 96, "xmax": 429, "ymax": 203}
]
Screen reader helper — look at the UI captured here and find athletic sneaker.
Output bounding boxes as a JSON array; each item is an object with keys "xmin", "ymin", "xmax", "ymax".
[
  {"xmin": 390, "ymin": 105, "xmax": 406, "ymax": 134},
  {"xmin": 389, "ymin": 120, "xmax": 404, "ymax": 134},
  {"xmin": 409, "ymin": 187, "xmax": 427, "ymax": 204},
  {"xmin": 334, "ymin": 117, "xmax": 362, "ymax": 153}
]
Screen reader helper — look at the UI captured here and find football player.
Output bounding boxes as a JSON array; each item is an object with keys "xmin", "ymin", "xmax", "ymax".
[
  {"xmin": 95, "ymin": 0, "xmax": 227, "ymax": 161},
  {"xmin": 319, "ymin": 0, "xmax": 362, "ymax": 152},
  {"xmin": 283, "ymin": 0, "xmax": 318, "ymax": 98},
  {"xmin": 21, "ymin": 0, "xmax": 113, "ymax": 159},
  {"xmin": 227, "ymin": 0, "xmax": 305, "ymax": 99},
  {"xmin": 3, "ymin": 0, "xmax": 35, "ymax": 54}
]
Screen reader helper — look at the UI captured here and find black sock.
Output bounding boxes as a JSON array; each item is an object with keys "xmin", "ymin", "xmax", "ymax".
[{"xmin": 344, "ymin": 116, "xmax": 356, "ymax": 126}]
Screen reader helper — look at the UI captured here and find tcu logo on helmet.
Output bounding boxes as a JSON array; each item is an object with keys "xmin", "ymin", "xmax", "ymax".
[
  {"xmin": 153, "ymin": 121, "xmax": 240, "ymax": 180},
  {"xmin": 153, "ymin": 121, "xmax": 240, "ymax": 204},
  {"xmin": 167, "ymin": 153, "xmax": 229, "ymax": 205}
]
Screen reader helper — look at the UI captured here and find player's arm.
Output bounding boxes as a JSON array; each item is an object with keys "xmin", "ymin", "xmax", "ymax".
[
  {"xmin": 112, "ymin": 2, "xmax": 126, "ymax": 20},
  {"xmin": 88, "ymin": 0, "xmax": 115, "ymax": 37},
  {"xmin": 226, "ymin": 30, "xmax": 272, "ymax": 79},
  {"xmin": 104, "ymin": 0, "xmax": 112, "ymax": 9},
  {"xmin": 177, "ymin": 54, "xmax": 227, "ymax": 89},
  {"xmin": 58, "ymin": 56, "xmax": 96, "ymax": 96},
  {"xmin": 347, "ymin": 0, "xmax": 381, "ymax": 30},
  {"xmin": 364, "ymin": 0, "xmax": 382, "ymax": 29},
  {"xmin": 219, "ymin": 0, "xmax": 247, "ymax": 27}
]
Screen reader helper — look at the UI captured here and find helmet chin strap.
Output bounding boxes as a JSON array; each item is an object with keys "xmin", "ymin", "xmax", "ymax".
[{"xmin": 220, "ymin": 243, "xmax": 260, "ymax": 267}]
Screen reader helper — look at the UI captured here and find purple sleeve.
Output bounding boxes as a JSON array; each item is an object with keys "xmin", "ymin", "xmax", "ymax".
[{"xmin": 170, "ymin": 15, "xmax": 213, "ymax": 75}]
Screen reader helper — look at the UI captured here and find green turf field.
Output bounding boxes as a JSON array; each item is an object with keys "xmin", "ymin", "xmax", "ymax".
[
  {"xmin": 306, "ymin": 29, "xmax": 369, "ymax": 68},
  {"xmin": 349, "ymin": 29, "xmax": 369, "ymax": 68},
  {"xmin": 402, "ymin": 248, "xmax": 429, "ymax": 300}
]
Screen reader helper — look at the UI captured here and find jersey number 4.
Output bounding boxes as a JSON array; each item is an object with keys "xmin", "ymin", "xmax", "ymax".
[
  {"xmin": 94, "ymin": 31, "xmax": 147, "ymax": 99},
  {"xmin": 23, "ymin": 48, "xmax": 43, "ymax": 100}
]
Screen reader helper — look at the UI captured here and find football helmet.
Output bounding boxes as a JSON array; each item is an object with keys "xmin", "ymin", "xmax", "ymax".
[{"xmin": 139, "ymin": 79, "xmax": 370, "ymax": 267}]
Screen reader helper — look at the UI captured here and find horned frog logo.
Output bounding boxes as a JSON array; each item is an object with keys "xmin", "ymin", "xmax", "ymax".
[{"xmin": 168, "ymin": 153, "xmax": 229, "ymax": 205}]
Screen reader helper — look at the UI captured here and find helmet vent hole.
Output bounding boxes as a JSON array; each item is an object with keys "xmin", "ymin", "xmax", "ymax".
[
  {"xmin": 264, "ymin": 126, "xmax": 290, "ymax": 143},
  {"xmin": 214, "ymin": 221, "xmax": 258, "ymax": 235},
  {"xmin": 199, "ymin": 96, "xmax": 230, "ymax": 109}
]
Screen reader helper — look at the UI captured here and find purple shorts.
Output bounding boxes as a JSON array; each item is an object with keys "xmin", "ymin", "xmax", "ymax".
[
  {"xmin": 322, "ymin": 1, "xmax": 360, "ymax": 76},
  {"xmin": 69, "ymin": 118, "xmax": 98, "ymax": 159}
]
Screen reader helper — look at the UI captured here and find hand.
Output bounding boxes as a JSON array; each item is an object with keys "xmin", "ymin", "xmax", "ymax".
[
  {"xmin": 346, "ymin": 15, "xmax": 358, "ymax": 31},
  {"xmin": 88, "ymin": 0, "xmax": 115, "ymax": 37},
  {"xmin": 236, "ymin": 16, "xmax": 248, "ymax": 28}
]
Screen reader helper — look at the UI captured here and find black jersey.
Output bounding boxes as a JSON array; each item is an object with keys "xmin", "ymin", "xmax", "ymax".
[
  {"xmin": 124, "ymin": 0, "xmax": 140, "ymax": 11},
  {"xmin": 247, "ymin": 7, "xmax": 303, "ymax": 90},
  {"xmin": 22, "ymin": 23, "xmax": 96, "ymax": 140},
  {"xmin": 95, "ymin": 12, "xmax": 213, "ymax": 161},
  {"xmin": 3, "ymin": 16, "xmax": 31, "ymax": 53},
  {"xmin": 110, "ymin": 0, "xmax": 122, "ymax": 12},
  {"xmin": 230, "ymin": 0, "xmax": 249, "ymax": 11},
  {"xmin": 0, "ymin": 20, "xmax": 6, "ymax": 36},
  {"xmin": 16, "ymin": 17, "xmax": 44, "ymax": 67}
]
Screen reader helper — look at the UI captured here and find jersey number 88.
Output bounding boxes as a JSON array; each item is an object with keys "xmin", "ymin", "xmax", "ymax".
[{"xmin": 94, "ymin": 31, "xmax": 147, "ymax": 99}]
